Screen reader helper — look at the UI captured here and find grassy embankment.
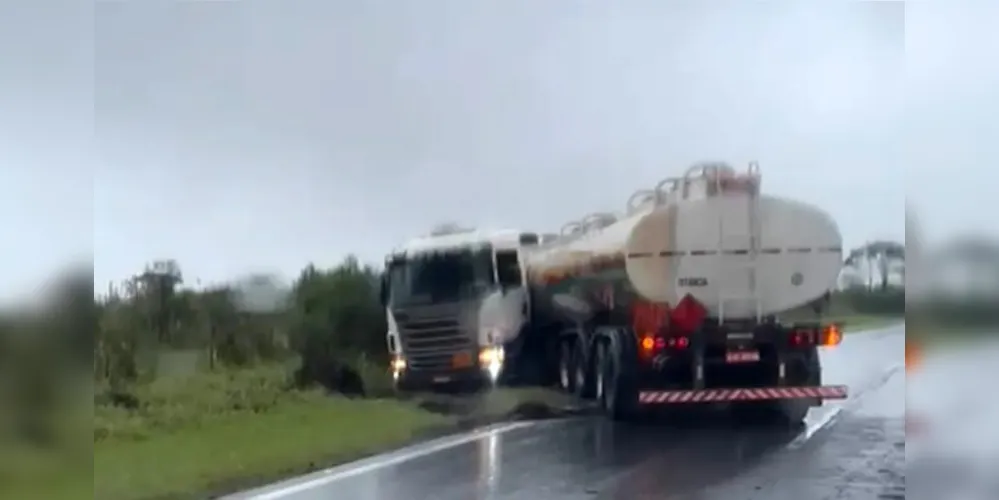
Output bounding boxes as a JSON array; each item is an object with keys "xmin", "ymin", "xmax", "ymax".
[
  {"xmin": 779, "ymin": 295, "xmax": 903, "ymax": 333},
  {"xmin": 90, "ymin": 363, "xmax": 570, "ymax": 500}
]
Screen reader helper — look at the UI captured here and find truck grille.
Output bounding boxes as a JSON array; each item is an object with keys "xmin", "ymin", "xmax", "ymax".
[{"xmin": 394, "ymin": 304, "xmax": 473, "ymax": 371}]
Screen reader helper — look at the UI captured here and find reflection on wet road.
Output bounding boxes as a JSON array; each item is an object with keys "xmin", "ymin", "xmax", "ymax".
[
  {"xmin": 907, "ymin": 335, "xmax": 999, "ymax": 500},
  {"xmin": 231, "ymin": 324, "xmax": 905, "ymax": 500}
]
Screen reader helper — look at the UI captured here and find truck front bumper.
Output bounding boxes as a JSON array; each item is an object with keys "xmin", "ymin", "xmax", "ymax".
[{"xmin": 394, "ymin": 367, "xmax": 492, "ymax": 392}]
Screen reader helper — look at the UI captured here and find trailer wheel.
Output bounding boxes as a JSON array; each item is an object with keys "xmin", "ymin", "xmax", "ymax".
[
  {"xmin": 774, "ymin": 399, "xmax": 809, "ymax": 427},
  {"xmin": 732, "ymin": 351, "xmax": 817, "ymax": 428},
  {"xmin": 558, "ymin": 341, "xmax": 576, "ymax": 393},
  {"xmin": 573, "ymin": 338, "xmax": 596, "ymax": 400},
  {"xmin": 597, "ymin": 332, "xmax": 639, "ymax": 421},
  {"xmin": 805, "ymin": 347, "xmax": 823, "ymax": 406}
]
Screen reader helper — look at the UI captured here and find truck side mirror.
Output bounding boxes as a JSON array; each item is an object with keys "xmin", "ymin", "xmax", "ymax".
[{"xmin": 378, "ymin": 275, "xmax": 388, "ymax": 305}]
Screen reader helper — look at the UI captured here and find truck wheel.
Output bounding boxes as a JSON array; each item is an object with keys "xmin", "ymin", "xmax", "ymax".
[
  {"xmin": 558, "ymin": 341, "xmax": 576, "ymax": 393},
  {"xmin": 732, "ymin": 352, "xmax": 817, "ymax": 428},
  {"xmin": 731, "ymin": 401, "xmax": 806, "ymax": 428},
  {"xmin": 773, "ymin": 399, "xmax": 809, "ymax": 427},
  {"xmin": 770, "ymin": 348, "xmax": 822, "ymax": 426},
  {"xmin": 597, "ymin": 335, "xmax": 639, "ymax": 421},
  {"xmin": 805, "ymin": 347, "xmax": 823, "ymax": 406},
  {"xmin": 573, "ymin": 338, "xmax": 596, "ymax": 400}
]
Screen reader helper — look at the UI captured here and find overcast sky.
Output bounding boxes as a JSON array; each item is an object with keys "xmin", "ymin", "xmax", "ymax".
[{"xmin": 1, "ymin": 1, "xmax": 995, "ymax": 297}]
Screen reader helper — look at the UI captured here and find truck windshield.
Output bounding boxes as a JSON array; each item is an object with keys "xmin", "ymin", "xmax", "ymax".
[{"xmin": 387, "ymin": 247, "xmax": 494, "ymax": 305}]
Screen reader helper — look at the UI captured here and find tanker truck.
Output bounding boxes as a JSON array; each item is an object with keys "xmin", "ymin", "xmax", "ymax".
[
  {"xmin": 381, "ymin": 161, "xmax": 848, "ymax": 424},
  {"xmin": 519, "ymin": 161, "xmax": 848, "ymax": 423}
]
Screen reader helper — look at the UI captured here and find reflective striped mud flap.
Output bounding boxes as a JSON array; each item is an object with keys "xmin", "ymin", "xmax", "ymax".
[{"xmin": 637, "ymin": 385, "xmax": 848, "ymax": 404}]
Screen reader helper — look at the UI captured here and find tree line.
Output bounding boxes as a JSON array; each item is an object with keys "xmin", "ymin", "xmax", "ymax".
[
  {"xmin": 94, "ymin": 256, "xmax": 388, "ymax": 395},
  {"xmin": 88, "ymin": 236, "xmax": 999, "ymax": 394}
]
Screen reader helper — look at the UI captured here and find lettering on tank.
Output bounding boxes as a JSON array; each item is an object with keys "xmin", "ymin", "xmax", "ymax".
[{"xmin": 678, "ymin": 277, "xmax": 708, "ymax": 287}]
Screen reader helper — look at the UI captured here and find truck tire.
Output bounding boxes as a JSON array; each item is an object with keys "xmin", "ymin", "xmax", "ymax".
[
  {"xmin": 768, "ymin": 346, "xmax": 822, "ymax": 425},
  {"xmin": 596, "ymin": 330, "xmax": 639, "ymax": 421},
  {"xmin": 558, "ymin": 340, "xmax": 576, "ymax": 393},
  {"xmin": 573, "ymin": 337, "xmax": 597, "ymax": 400},
  {"xmin": 732, "ymin": 350, "xmax": 819, "ymax": 428}
]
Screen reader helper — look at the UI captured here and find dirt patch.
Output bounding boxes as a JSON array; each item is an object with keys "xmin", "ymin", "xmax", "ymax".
[{"xmin": 409, "ymin": 387, "xmax": 594, "ymax": 425}]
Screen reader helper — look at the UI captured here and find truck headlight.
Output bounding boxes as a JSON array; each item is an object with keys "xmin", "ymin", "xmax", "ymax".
[
  {"xmin": 478, "ymin": 346, "xmax": 504, "ymax": 365},
  {"xmin": 391, "ymin": 356, "xmax": 407, "ymax": 371},
  {"xmin": 479, "ymin": 346, "xmax": 504, "ymax": 382}
]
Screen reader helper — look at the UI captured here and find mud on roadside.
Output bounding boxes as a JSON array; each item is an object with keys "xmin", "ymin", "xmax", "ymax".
[{"xmin": 400, "ymin": 387, "xmax": 596, "ymax": 430}]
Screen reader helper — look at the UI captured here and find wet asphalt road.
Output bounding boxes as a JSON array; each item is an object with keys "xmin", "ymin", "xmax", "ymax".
[
  {"xmin": 907, "ymin": 335, "xmax": 999, "ymax": 500},
  {"xmin": 232, "ymin": 324, "xmax": 906, "ymax": 500}
]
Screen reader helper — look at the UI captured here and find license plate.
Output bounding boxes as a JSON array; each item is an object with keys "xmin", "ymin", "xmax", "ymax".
[
  {"xmin": 433, "ymin": 376, "xmax": 452, "ymax": 383},
  {"xmin": 725, "ymin": 350, "xmax": 760, "ymax": 363},
  {"xmin": 452, "ymin": 352, "xmax": 472, "ymax": 368}
]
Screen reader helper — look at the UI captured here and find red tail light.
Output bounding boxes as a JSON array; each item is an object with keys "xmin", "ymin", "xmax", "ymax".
[
  {"xmin": 789, "ymin": 324, "xmax": 842, "ymax": 348},
  {"xmin": 790, "ymin": 330, "xmax": 810, "ymax": 346},
  {"xmin": 670, "ymin": 294, "xmax": 706, "ymax": 334},
  {"xmin": 640, "ymin": 334, "xmax": 688, "ymax": 356},
  {"xmin": 639, "ymin": 334, "xmax": 661, "ymax": 357}
]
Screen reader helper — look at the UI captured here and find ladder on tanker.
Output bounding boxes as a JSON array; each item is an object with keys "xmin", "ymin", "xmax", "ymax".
[{"xmin": 710, "ymin": 162, "xmax": 763, "ymax": 324}]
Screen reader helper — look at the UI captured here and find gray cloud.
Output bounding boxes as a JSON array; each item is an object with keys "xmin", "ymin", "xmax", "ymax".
[{"xmin": 4, "ymin": 1, "xmax": 985, "ymax": 292}]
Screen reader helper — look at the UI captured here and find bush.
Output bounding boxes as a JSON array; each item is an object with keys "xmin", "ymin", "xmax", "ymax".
[
  {"xmin": 92, "ymin": 253, "xmax": 397, "ymax": 446},
  {"xmin": 94, "ymin": 255, "xmax": 388, "ymax": 394}
]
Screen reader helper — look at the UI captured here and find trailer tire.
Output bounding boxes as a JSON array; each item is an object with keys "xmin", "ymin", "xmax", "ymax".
[
  {"xmin": 597, "ymin": 331, "xmax": 639, "ymax": 421},
  {"xmin": 774, "ymin": 399, "xmax": 810, "ymax": 427},
  {"xmin": 558, "ymin": 340, "xmax": 577, "ymax": 394},
  {"xmin": 573, "ymin": 338, "xmax": 597, "ymax": 400},
  {"xmin": 731, "ymin": 350, "xmax": 818, "ymax": 428},
  {"xmin": 805, "ymin": 347, "xmax": 823, "ymax": 406}
]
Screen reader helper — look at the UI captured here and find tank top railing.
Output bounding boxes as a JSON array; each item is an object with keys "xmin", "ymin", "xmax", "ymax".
[
  {"xmin": 581, "ymin": 212, "xmax": 618, "ymax": 232},
  {"xmin": 553, "ymin": 161, "xmax": 763, "ymax": 245},
  {"xmin": 626, "ymin": 189, "xmax": 656, "ymax": 215},
  {"xmin": 560, "ymin": 221, "xmax": 583, "ymax": 238}
]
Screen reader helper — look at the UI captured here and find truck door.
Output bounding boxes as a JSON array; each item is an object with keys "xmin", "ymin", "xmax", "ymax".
[
  {"xmin": 495, "ymin": 249, "xmax": 523, "ymax": 290},
  {"xmin": 494, "ymin": 248, "xmax": 529, "ymax": 318}
]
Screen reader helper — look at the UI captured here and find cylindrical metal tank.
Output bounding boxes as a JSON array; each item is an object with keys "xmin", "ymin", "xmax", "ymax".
[{"xmin": 524, "ymin": 162, "xmax": 843, "ymax": 321}]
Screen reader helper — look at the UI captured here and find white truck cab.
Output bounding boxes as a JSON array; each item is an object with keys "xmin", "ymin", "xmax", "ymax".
[{"xmin": 379, "ymin": 227, "xmax": 538, "ymax": 390}]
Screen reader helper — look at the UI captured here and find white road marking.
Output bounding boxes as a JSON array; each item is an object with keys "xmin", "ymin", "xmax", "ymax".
[
  {"xmin": 235, "ymin": 421, "xmax": 535, "ymax": 500},
  {"xmin": 789, "ymin": 363, "xmax": 904, "ymax": 449}
]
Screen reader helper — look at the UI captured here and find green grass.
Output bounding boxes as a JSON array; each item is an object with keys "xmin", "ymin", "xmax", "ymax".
[
  {"xmin": 831, "ymin": 314, "xmax": 902, "ymax": 332},
  {"xmin": 95, "ymin": 394, "xmax": 450, "ymax": 500},
  {"xmin": 92, "ymin": 364, "xmax": 453, "ymax": 500}
]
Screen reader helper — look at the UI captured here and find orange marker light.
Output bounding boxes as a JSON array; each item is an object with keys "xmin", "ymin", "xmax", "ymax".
[
  {"xmin": 820, "ymin": 324, "xmax": 842, "ymax": 346},
  {"xmin": 640, "ymin": 336, "xmax": 655, "ymax": 351},
  {"xmin": 905, "ymin": 340, "xmax": 922, "ymax": 372}
]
